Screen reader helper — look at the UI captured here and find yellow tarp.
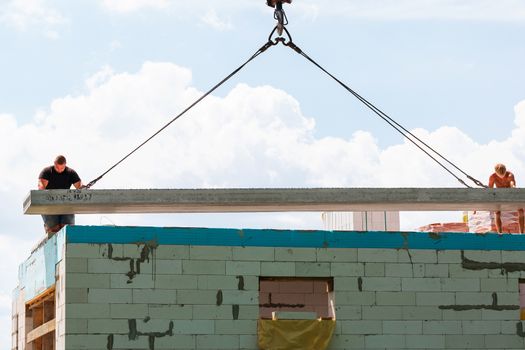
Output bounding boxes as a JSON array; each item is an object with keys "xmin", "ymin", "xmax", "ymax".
[{"xmin": 258, "ymin": 319, "xmax": 336, "ymax": 350}]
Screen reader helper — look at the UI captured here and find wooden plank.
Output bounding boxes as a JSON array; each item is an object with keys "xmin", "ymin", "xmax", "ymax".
[
  {"xmin": 23, "ymin": 188, "xmax": 525, "ymax": 214},
  {"xmin": 26, "ymin": 319, "xmax": 55, "ymax": 344},
  {"xmin": 26, "ymin": 286, "xmax": 55, "ymax": 310}
]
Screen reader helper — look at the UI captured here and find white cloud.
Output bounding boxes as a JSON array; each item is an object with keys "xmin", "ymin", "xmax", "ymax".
[
  {"xmin": 101, "ymin": 0, "xmax": 169, "ymax": 13},
  {"xmin": 0, "ymin": 0, "xmax": 66, "ymax": 32},
  {"xmin": 200, "ymin": 9, "xmax": 233, "ymax": 31}
]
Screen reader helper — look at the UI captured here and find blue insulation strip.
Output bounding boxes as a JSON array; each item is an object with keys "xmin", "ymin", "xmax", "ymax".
[{"xmin": 64, "ymin": 225, "xmax": 525, "ymax": 251}]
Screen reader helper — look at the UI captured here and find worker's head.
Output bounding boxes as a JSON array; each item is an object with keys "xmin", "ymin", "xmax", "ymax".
[
  {"xmin": 54, "ymin": 155, "xmax": 67, "ymax": 173},
  {"xmin": 494, "ymin": 163, "xmax": 507, "ymax": 178}
]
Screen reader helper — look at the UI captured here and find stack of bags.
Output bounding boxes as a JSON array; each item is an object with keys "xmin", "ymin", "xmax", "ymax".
[
  {"xmin": 467, "ymin": 211, "xmax": 521, "ymax": 234},
  {"xmin": 418, "ymin": 222, "xmax": 469, "ymax": 233}
]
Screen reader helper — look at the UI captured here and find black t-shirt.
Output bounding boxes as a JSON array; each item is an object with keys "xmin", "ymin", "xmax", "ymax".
[{"xmin": 39, "ymin": 166, "xmax": 81, "ymax": 189}]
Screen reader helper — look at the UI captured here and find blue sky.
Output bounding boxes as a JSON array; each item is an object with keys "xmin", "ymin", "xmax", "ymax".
[{"xmin": 1, "ymin": 0, "xmax": 525, "ymax": 347}]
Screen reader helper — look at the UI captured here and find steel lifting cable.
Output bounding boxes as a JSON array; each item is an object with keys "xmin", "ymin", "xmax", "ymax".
[
  {"xmin": 84, "ymin": 38, "xmax": 277, "ymax": 189},
  {"xmin": 272, "ymin": 27, "xmax": 487, "ymax": 188}
]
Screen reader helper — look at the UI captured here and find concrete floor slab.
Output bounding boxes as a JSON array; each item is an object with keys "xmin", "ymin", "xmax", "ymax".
[{"xmin": 23, "ymin": 188, "xmax": 525, "ymax": 215}]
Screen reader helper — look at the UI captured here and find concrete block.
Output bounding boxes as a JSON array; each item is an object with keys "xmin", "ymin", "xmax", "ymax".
[
  {"xmin": 501, "ymin": 320, "xmax": 524, "ymax": 334},
  {"xmin": 402, "ymin": 278, "xmax": 441, "ymax": 292},
  {"xmin": 66, "ymin": 273, "xmax": 110, "ymax": 288},
  {"xmin": 196, "ymin": 335, "xmax": 239, "ymax": 349},
  {"xmin": 110, "ymin": 274, "xmax": 154, "ymax": 289},
  {"xmin": 462, "ymin": 320, "xmax": 501, "ymax": 334},
  {"xmin": 422, "ymin": 320, "xmax": 462, "ymax": 334},
  {"xmin": 226, "ymin": 261, "xmax": 260, "ymax": 276},
  {"xmin": 190, "ymin": 246, "xmax": 232, "ymax": 260},
  {"xmin": 358, "ymin": 249, "xmax": 398, "ymax": 262},
  {"xmin": 65, "ymin": 258, "xmax": 88, "ymax": 273},
  {"xmin": 232, "ymin": 247, "xmax": 274, "ymax": 261},
  {"xmin": 362, "ymin": 277, "xmax": 401, "ymax": 291},
  {"xmin": 402, "ymin": 306, "xmax": 443, "ymax": 320},
  {"xmin": 66, "ymin": 335, "xmax": 108, "ymax": 348},
  {"xmin": 481, "ymin": 278, "xmax": 517, "ymax": 292},
  {"xmin": 333, "ymin": 306, "xmax": 362, "ymax": 320},
  {"xmin": 416, "ymin": 292, "xmax": 455, "ymax": 306},
  {"xmin": 177, "ymin": 290, "xmax": 217, "ymax": 305},
  {"xmin": 88, "ymin": 289, "xmax": 131, "ymax": 304},
  {"xmin": 424, "ymin": 264, "xmax": 449, "ymax": 278},
  {"xmin": 170, "ymin": 320, "xmax": 214, "ymax": 335},
  {"xmin": 197, "ymin": 275, "xmax": 249, "ymax": 291},
  {"xmin": 317, "ymin": 248, "xmax": 357, "ymax": 262},
  {"xmin": 376, "ymin": 292, "xmax": 415, "ymax": 306},
  {"xmin": 215, "ymin": 320, "xmax": 257, "ymax": 334},
  {"xmin": 482, "ymin": 309, "xmax": 520, "ymax": 320},
  {"xmin": 484, "ymin": 334, "xmax": 525, "ymax": 348},
  {"xmin": 383, "ymin": 320, "xmax": 422, "ymax": 334},
  {"xmin": 334, "ymin": 277, "xmax": 360, "ymax": 291},
  {"xmin": 385, "ymin": 263, "xmax": 413, "ymax": 277},
  {"xmin": 65, "ymin": 319, "xmax": 88, "ymax": 334},
  {"xmin": 455, "ymin": 292, "xmax": 493, "ymax": 305},
  {"xmin": 324, "ymin": 334, "xmax": 365, "ymax": 349},
  {"xmin": 405, "ymin": 334, "xmax": 444, "ymax": 348},
  {"xmin": 445, "ymin": 334, "xmax": 485, "ymax": 348},
  {"xmin": 154, "ymin": 275, "xmax": 198, "ymax": 290},
  {"xmin": 154, "ymin": 259, "xmax": 183, "ymax": 274},
  {"xmin": 362, "ymin": 306, "xmax": 402, "ymax": 320},
  {"xmin": 502, "ymin": 250, "xmax": 525, "ymax": 263},
  {"xmin": 295, "ymin": 262, "xmax": 331, "ymax": 276},
  {"xmin": 155, "ymin": 245, "xmax": 190, "ymax": 259},
  {"xmin": 110, "ymin": 304, "xmax": 148, "ymax": 319},
  {"xmin": 275, "ymin": 247, "xmax": 317, "ymax": 262},
  {"xmin": 183, "ymin": 260, "xmax": 225, "ymax": 275},
  {"xmin": 334, "ymin": 291, "xmax": 376, "ymax": 306},
  {"xmin": 111, "ymin": 334, "xmax": 149, "ymax": 348},
  {"xmin": 193, "ymin": 305, "xmax": 257, "ymax": 320},
  {"xmin": 88, "ymin": 259, "xmax": 134, "ymax": 274},
  {"xmin": 441, "ymin": 278, "xmax": 480, "ymax": 292},
  {"xmin": 67, "ymin": 243, "xmax": 109, "ymax": 258},
  {"xmin": 497, "ymin": 292, "xmax": 519, "ymax": 305},
  {"xmin": 148, "ymin": 304, "xmax": 192, "ymax": 320},
  {"xmin": 364, "ymin": 335, "xmax": 405, "ymax": 348},
  {"xmin": 221, "ymin": 290, "xmax": 259, "ymax": 305},
  {"xmin": 442, "ymin": 309, "xmax": 481, "ymax": 320},
  {"xmin": 449, "ymin": 264, "xmax": 488, "ymax": 278},
  {"xmin": 239, "ymin": 335, "xmax": 258, "ymax": 350},
  {"xmin": 399, "ymin": 249, "xmax": 438, "ymax": 263},
  {"xmin": 154, "ymin": 334, "xmax": 195, "ymax": 349},
  {"xmin": 65, "ymin": 288, "xmax": 88, "ymax": 303},
  {"xmin": 87, "ymin": 319, "xmax": 128, "ymax": 333},
  {"xmin": 437, "ymin": 250, "xmax": 462, "ymax": 263},
  {"xmin": 132, "ymin": 289, "xmax": 176, "ymax": 304},
  {"xmin": 260, "ymin": 262, "xmax": 295, "ymax": 276},
  {"xmin": 66, "ymin": 304, "xmax": 110, "ymax": 319},
  {"xmin": 341, "ymin": 320, "xmax": 382, "ymax": 334},
  {"xmin": 364, "ymin": 263, "xmax": 385, "ymax": 277},
  {"xmin": 331, "ymin": 262, "xmax": 364, "ymax": 277},
  {"xmin": 122, "ymin": 243, "xmax": 148, "ymax": 258},
  {"xmin": 464, "ymin": 250, "xmax": 502, "ymax": 263}
]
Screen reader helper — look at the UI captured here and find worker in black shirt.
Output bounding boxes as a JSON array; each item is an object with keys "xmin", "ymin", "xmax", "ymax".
[{"xmin": 38, "ymin": 155, "xmax": 83, "ymax": 236}]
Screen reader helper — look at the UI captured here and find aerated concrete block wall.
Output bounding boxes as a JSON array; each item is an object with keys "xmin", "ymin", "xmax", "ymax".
[
  {"xmin": 63, "ymin": 246, "xmax": 525, "ymax": 348},
  {"xmin": 14, "ymin": 226, "xmax": 525, "ymax": 349}
]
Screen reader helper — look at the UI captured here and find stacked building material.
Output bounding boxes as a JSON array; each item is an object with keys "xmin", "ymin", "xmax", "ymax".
[
  {"xmin": 468, "ymin": 211, "xmax": 520, "ymax": 234},
  {"xmin": 418, "ymin": 222, "xmax": 469, "ymax": 233}
]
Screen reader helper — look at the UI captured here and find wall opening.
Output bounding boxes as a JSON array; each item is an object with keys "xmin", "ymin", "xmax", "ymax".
[
  {"xmin": 25, "ymin": 286, "xmax": 56, "ymax": 350},
  {"xmin": 259, "ymin": 277, "xmax": 335, "ymax": 320}
]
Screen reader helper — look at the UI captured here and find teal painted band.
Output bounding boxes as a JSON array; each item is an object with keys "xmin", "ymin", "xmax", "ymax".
[{"xmin": 65, "ymin": 225, "xmax": 525, "ymax": 251}]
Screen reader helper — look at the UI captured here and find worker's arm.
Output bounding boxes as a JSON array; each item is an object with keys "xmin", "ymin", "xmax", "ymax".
[
  {"xmin": 73, "ymin": 180, "xmax": 83, "ymax": 189},
  {"xmin": 509, "ymin": 173, "xmax": 516, "ymax": 188},
  {"xmin": 38, "ymin": 178, "xmax": 48, "ymax": 190},
  {"xmin": 488, "ymin": 174, "xmax": 495, "ymax": 188}
]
